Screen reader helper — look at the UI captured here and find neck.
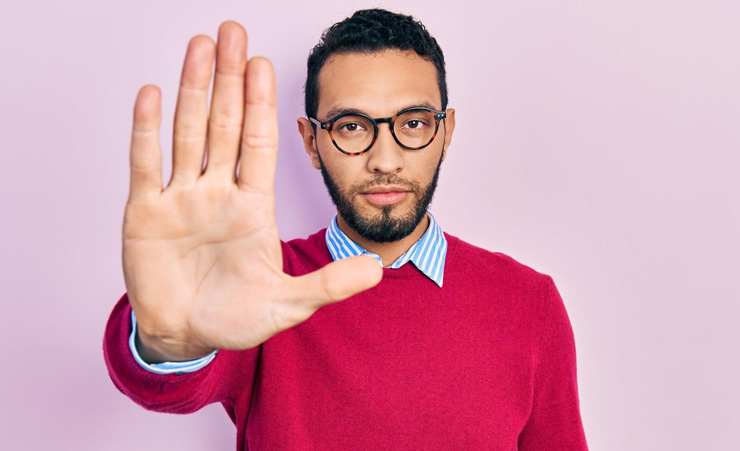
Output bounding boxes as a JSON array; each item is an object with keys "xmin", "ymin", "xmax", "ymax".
[{"xmin": 336, "ymin": 213, "xmax": 430, "ymax": 267}]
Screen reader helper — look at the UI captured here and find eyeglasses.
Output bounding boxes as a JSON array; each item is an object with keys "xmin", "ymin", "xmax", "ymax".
[{"xmin": 309, "ymin": 107, "xmax": 447, "ymax": 156}]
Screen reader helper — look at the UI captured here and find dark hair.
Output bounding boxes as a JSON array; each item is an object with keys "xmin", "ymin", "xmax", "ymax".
[{"xmin": 304, "ymin": 8, "xmax": 448, "ymax": 119}]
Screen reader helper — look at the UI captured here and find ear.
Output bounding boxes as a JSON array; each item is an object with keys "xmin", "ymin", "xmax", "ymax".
[
  {"xmin": 297, "ymin": 117, "xmax": 321, "ymax": 169},
  {"xmin": 440, "ymin": 108, "xmax": 456, "ymax": 163}
]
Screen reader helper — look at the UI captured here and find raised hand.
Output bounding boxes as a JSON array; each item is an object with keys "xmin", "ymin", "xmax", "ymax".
[{"xmin": 123, "ymin": 22, "xmax": 382, "ymax": 363}]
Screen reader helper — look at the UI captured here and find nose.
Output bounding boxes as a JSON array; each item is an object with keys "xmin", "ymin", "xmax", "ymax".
[{"xmin": 365, "ymin": 123, "xmax": 404, "ymax": 175}]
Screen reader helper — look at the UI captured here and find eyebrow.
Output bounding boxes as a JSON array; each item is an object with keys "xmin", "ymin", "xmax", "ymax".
[{"xmin": 321, "ymin": 101, "xmax": 440, "ymax": 121}]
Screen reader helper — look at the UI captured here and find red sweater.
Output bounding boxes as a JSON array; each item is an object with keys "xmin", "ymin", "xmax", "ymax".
[{"xmin": 103, "ymin": 230, "xmax": 589, "ymax": 450}]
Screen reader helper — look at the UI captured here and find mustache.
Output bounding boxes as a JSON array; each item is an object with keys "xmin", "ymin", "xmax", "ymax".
[{"xmin": 350, "ymin": 174, "xmax": 420, "ymax": 195}]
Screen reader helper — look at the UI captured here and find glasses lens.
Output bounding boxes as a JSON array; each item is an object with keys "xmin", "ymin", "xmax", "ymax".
[
  {"xmin": 332, "ymin": 115, "xmax": 375, "ymax": 154},
  {"xmin": 394, "ymin": 109, "xmax": 438, "ymax": 149}
]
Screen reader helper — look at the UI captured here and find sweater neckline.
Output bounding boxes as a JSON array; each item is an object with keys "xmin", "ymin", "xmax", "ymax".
[{"xmin": 310, "ymin": 229, "xmax": 458, "ymax": 281}]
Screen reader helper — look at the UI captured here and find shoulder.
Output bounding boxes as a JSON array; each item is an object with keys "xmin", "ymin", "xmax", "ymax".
[
  {"xmin": 444, "ymin": 233, "xmax": 556, "ymax": 308},
  {"xmin": 446, "ymin": 233, "xmax": 552, "ymax": 283}
]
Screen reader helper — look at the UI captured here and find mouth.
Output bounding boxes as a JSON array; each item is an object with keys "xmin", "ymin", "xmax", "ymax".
[{"xmin": 361, "ymin": 186, "xmax": 410, "ymax": 207}]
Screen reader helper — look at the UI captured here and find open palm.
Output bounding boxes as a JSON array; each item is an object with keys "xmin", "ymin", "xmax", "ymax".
[{"xmin": 123, "ymin": 22, "xmax": 381, "ymax": 362}]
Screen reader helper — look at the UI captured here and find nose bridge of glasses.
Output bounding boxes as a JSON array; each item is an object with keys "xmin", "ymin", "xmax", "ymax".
[
  {"xmin": 375, "ymin": 116, "xmax": 394, "ymax": 126},
  {"xmin": 374, "ymin": 116, "xmax": 403, "ymax": 147},
  {"xmin": 366, "ymin": 122, "xmax": 406, "ymax": 173},
  {"xmin": 379, "ymin": 115, "xmax": 403, "ymax": 141}
]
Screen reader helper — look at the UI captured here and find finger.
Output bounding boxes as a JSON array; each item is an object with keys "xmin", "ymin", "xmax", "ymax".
[
  {"xmin": 170, "ymin": 35, "xmax": 216, "ymax": 185},
  {"xmin": 203, "ymin": 21, "xmax": 247, "ymax": 180},
  {"xmin": 237, "ymin": 57, "xmax": 278, "ymax": 193},
  {"xmin": 129, "ymin": 85, "xmax": 163, "ymax": 201},
  {"xmin": 286, "ymin": 255, "xmax": 383, "ymax": 310}
]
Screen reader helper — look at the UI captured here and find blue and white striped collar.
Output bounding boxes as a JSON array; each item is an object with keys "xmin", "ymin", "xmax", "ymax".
[{"xmin": 324, "ymin": 212, "xmax": 448, "ymax": 287}]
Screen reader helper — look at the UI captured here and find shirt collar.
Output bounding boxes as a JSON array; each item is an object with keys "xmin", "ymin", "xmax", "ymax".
[{"xmin": 324, "ymin": 212, "xmax": 448, "ymax": 287}]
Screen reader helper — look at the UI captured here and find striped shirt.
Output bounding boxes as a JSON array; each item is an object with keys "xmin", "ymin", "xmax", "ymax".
[
  {"xmin": 130, "ymin": 211, "xmax": 447, "ymax": 374},
  {"xmin": 325, "ymin": 212, "xmax": 447, "ymax": 287}
]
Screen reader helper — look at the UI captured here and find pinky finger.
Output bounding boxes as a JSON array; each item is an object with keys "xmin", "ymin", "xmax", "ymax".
[{"xmin": 129, "ymin": 85, "xmax": 163, "ymax": 201}]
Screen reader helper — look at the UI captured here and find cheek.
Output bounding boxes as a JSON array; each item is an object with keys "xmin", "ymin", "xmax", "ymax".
[
  {"xmin": 414, "ymin": 154, "xmax": 443, "ymax": 182},
  {"xmin": 323, "ymin": 155, "xmax": 362, "ymax": 190}
]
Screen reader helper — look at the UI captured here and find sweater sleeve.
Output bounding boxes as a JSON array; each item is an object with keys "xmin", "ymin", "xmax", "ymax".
[
  {"xmin": 517, "ymin": 277, "xmax": 589, "ymax": 450},
  {"xmin": 102, "ymin": 293, "xmax": 260, "ymax": 414}
]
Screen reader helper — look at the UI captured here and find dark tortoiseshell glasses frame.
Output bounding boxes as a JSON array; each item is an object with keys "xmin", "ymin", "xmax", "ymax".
[{"xmin": 308, "ymin": 107, "xmax": 447, "ymax": 156}]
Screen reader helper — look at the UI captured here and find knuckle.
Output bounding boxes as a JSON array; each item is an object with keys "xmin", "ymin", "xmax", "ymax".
[
  {"xmin": 130, "ymin": 159, "xmax": 158, "ymax": 172},
  {"xmin": 174, "ymin": 123, "xmax": 206, "ymax": 142},
  {"xmin": 215, "ymin": 66, "xmax": 246, "ymax": 78},
  {"xmin": 246, "ymin": 99, "xmax": 276, "ymax": 109},
  {"xmin": 174, "ymin": 118, "xmax": 205, "ymax": 133},
  {"xmin": 132, "ymin": 126, "xmax": 157, "ymax": 136},
  {"xmin": 179, "ymin": 84, "xmax": 208, "ymax": 95},
  {"xmin": 242, "ymin": 134, "xmax": 277, "ymax": 150},
  {"xmin": 209, "ymin": 112, "xmax": 242, "ymax": 132},
  {"xmin": 174, "ymin": 134, "xmax": 205, "ymax": 144},
  {"xmin": 209, "ymin": 122, "xmax": 242, "ymax": 134}
]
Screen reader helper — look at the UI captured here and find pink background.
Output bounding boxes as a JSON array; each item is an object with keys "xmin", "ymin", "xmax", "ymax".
[{"xmin": 1, "ymin": 0, "xmax": 738, "ymax": 449}]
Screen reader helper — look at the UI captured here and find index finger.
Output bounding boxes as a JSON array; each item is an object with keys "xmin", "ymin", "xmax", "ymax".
[{"xmin": 237, "ymin": 57, "xmax": 278, "ymax": 193}]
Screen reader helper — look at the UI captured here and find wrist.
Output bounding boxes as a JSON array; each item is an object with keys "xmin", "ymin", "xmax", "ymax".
[
  {"xmin": 133, "ymin": 312, "xmax": 217, "ymax": 363},
  {"xmin": 135, "ymin": 329, "xmax": 216, "ymax": 363}
]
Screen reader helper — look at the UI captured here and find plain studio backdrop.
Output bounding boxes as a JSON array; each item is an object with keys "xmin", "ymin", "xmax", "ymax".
[{"xmin": 1, "ymin": 0, "xmax": 737, "ymax": 449}]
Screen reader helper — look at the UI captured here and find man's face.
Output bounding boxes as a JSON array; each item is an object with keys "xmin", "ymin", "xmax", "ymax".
[{"xmin": 299, "ymin": 50, "xmax": 456, "ymax": 243}]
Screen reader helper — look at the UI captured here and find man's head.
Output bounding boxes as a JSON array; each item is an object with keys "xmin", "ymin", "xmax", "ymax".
[
  {"xmin": 297, "ymin": 9, "xmax": 455, "ymax": 243},
  {"xmin": 304, "ymin": 9, "xmax": 448, "ymax": 120}
]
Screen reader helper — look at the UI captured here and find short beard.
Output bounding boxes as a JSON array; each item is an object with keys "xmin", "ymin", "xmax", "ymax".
[{"xmin": 317, "ymin": 151, "xmax": 443, "ymax": 243}]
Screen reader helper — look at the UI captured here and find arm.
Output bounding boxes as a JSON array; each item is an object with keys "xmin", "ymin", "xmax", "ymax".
[
  {"xmin": 105, "ymin": 20, "xmax": 380, "ymax": 414},
  {"xmin": 119, "ymin": 21, "xmax": 381, "ymax": 365},
  {"xmin": 104, "ymin": 293, "xmax": 259, "ymax": 413},
  {"xmin": 518, "ymin": 278, "xmax": 589, "ymax": 450}
]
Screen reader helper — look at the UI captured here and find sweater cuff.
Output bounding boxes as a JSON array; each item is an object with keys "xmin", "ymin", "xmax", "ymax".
[{"xmin": 129, "ymin": 309, "xmax": 217, "ymax": 375}]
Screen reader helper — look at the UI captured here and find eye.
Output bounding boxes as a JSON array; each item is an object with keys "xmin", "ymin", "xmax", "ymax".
[
  {"xmin": 396, "ymin": 109, "xmax": 437, "ymax": 132},
  {"xmin": 339, "ymin": 122, "xmax": 364, "ymax": 132},
  {"xmin": 333, "ymin": 115, "xmax": 371, "ymax": 135},
  {"xmin": 400, "ymin": 118, "xmax": 430, "ymax": 130}
]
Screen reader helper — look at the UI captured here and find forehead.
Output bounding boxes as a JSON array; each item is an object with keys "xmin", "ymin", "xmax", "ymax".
[{"xmin": 316, "ymin": 49, "xmax": 441, "ymax": 118}]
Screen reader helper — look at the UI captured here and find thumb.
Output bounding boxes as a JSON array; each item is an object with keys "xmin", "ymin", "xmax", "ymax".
[{"xmin": 288, "ymin": 255, "xmax": 383, "ymax": 310}]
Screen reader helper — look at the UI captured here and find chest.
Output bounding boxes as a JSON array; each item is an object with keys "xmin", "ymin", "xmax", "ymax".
[{"xmin": 247, "ymin": 287, "xmax": 537, "ymax": 449}]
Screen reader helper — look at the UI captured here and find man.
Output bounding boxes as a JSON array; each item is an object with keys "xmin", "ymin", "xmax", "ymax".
[{"xmin": 104, "ymin": 8, "xmax": 589, "ymax": 450}]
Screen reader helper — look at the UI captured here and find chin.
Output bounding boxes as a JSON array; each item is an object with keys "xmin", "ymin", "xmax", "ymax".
[{"xmin": 360, "ymin": 199, "xmax": 413, "ymax": 220}]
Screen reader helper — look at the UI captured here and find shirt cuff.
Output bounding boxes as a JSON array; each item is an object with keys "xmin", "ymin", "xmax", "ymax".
[{"xmin": 129, "ymin": 309, "xmax": 217, "ymax": 375}]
